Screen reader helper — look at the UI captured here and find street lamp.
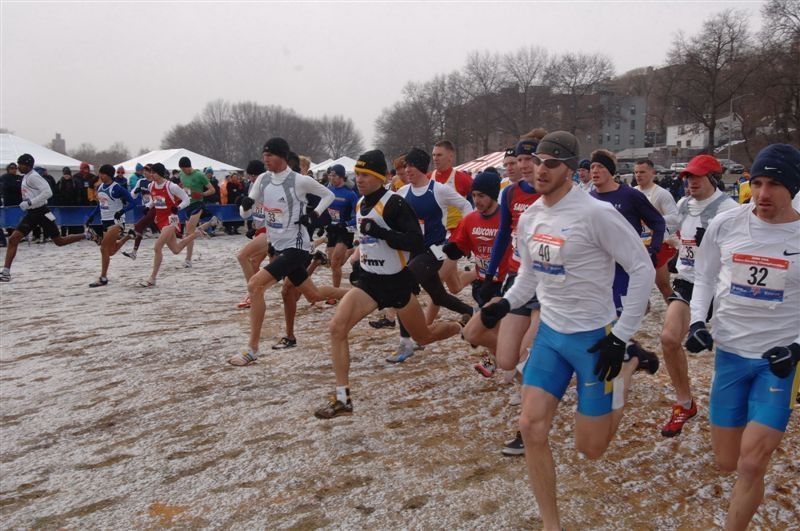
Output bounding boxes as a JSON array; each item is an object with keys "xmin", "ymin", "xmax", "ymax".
[{"xmin": 728, "ymin": 93, "xmax": 754, "ymax": 162}]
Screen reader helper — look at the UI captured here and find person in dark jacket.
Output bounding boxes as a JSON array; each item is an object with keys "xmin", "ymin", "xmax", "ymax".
[
  {"xmin": 57, "ymin": 167, "xmax": 84, "ymax": 235},
  {"xmin": 1, "ymin": 162, "xmax": 23, "ymax": 207},
  {"xmin": 224, "ymin": 172, "xmax": 245, "ymax": 234}
]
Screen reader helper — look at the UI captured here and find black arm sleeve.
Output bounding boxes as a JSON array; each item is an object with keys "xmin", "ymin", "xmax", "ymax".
[{"xmin": 379, "ymin": 195, "xmax": 424, "ymax": 252}]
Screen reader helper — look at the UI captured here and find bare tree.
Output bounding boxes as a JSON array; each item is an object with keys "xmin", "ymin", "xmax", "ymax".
[
  {"xmin": 668, "ymin": 9, "xmax": 760, "ymax": 149},
  {"xmin": 547, "ymin": 52, "xmax": 614, "ymax": 134},
  {"xmin": 317, "ymin": 115, "xmax": 364, "ymax": 159},
  {"xmin": 69, "ymin": 142, "xmax": 130, "ymax": 166},
  {"xmin": 462, "ymin": 51, "xmax": 507, "ymax": 153},
  {"xmin": 497, "ymin": 46, "xmax": 550, "ymax": 137}
]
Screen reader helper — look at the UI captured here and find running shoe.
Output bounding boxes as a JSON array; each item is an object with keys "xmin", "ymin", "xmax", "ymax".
[
  {"xmin": 386, "ymin": 346, "xmax": 415, "ymax": 363},
  {"xmin": 84, "ymin": 226, "xmax": 100, "ymax": 245},
  {"xmin": 661, "ymin": 400, "xmax": 697, "ymax": 437},
  {"xmin": 474, "ymin": 354, "xmax": 496, "ymax": 378},
  {"xmin": 272, "ymin": 337, "xmax": 297, "ymax": 350},
  {"xmin": 627, "ymin": 341, "xmax": 660, "ymax": 375},
  {"xmin": 136, "ymin": 279, "xmax": 156, "ymax": 288},
  {"xmin": 325, "ymin": 298, "xmax": 337, "ymax": 305},
  {"xmin": 89, "ymin": 277, "xmax": 108, "ymax": 288},
  {"xmin": 236, "ymin": 295, "xmax": 251, "ymax": 309},
  {"xmin": 314, "ymin": 396, "xmax": 353, "ymax": 419},
  {"xmin": 508, "ymin": 387, "xmax": 522, "ymax": 406},
  {"xmin": 122, "ymin": 250, "xmax": 137, "ymax": 260},
  {"xmin": 183, "ymin": 260, "xmax": 192, "ymax": 268},
  {"xmin": 0, "ymin": 270, "xmax": 10, "ymax": 282},
  {"xmin": 368, "ymin": 317, "xmax": 396, "ymax": 329},
  {"xmin": 501, "ymin": 432, "xmax": 525, "ymax": 456},
  {"xmin": 312, "ymin": 250, "xmax": 329, "ymax": 266},
  {"xmin": 228, "ymin": 351, "xmax": 258, "ymax": 366}
]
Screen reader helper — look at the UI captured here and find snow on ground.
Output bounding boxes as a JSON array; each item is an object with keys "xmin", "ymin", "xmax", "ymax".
[{"xmin": 0, "ymin": 235, "xmax": 797, "ymax": 529}]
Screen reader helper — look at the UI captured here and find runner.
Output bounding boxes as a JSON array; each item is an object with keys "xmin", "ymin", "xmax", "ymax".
[
  {"xmin": 389, "ymin": 147, "xmax": 473, "ymax": 363},
  {"xmin": 178, "ymin": 156, "xmax": 215, "ymax": 269},
  {"xmin": 442, "ymin": 171, "xmax": 506, "ymax": 376},
  {"xmin": 634, "ymin": 158, "xmax": 679, "ymax": 300},
  {"xmin": 430, "ymin": 140, "xmax": 473, "ymax": 229},
  {"xmin": 228, "ymin": 137, "xmax": 348, "ymax": 366},
  {"xmin": 122, "ymin": 164, "xmax": 158, "ymax": 260},
  {"xmin": 659, "ymin": 154, "xmax": 738, "ymax": 437},
  {"xmin": 84, "ymin": 164, "xmax": 136, "ymax": 287},
  {"xmin": 576, "ymin": 159, "xmax": 594, "ymax": 193},
  {"xmin": 324, "ymin": 164, "xmax": 359, "ymax": 291},
  {"xmin": 136, "ymin": 163, "xmax": 219, "ymax": 288},
  {"xmin": 235, "ymin": 160, "xmax": 269, "ymax": 309},
  {"xmin": 499, "ymin": 147, "xmax": 520, "ymax": 191},
  {"xmin": 478, "ymin": 132, "xmax": 658, "ymax": 529},
  {"xmin": 684, "ymin": 144, "xmax": 799, "ymax": 530},
  {"xmin": 314, "ymin": 149, "xmax": 462, "ymax": 418},
  {"xmin": 589, "ymin": 149, "xmax": 665, "ymax": 317},
  {"xmin": 0, "ymin": 154, "xmax": 92, "ymax": 283}
]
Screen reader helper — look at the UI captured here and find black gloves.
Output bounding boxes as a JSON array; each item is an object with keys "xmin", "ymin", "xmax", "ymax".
[
  {"xmin": 442, "ymin": 242, "xmax": 464, "ymax": 261},
  {"xmin": 298, "ymin": 210, "xmax": 318, "ymax": 228},
  {"xmin": 240, "ymin": 196, "xmax": 255, "ymax": 211},
  {"xmin": 762, "ymin": 343, "xmax": 800, "ymax": 379},
  {"xmin": 114, "ymin": 210, "xmax": 124, "ymax": 220},
  {"xmin": 694, "ymin": 227, "xmax": 706, "ymax": 246},
  {"xmin": 480, "ymin": 298, "xmax": 510, "ymax": 329},
  {"xmin": 170, "ymin": 206, "xmax": 179, "ymax": 214},
  {"xmin": 685, "ymin": 321, "xmax": 714, "ymax": 353},
  {"xmin": 478, "ymin": 278, "xmax": 501, "ymax": 305},
  {"xmin": 245, "ymin": 228, "xmax": 256, "ymax": 239},
  {"xmin": 589, "ymin": 332, "xmax": 626, "ymax": 381},
  {"xmin": 349, "ymin": 261, "xmax": 363, "ymax": 286},
  {"xmin": 360, "ymin": 219, "xmax": 388, "ymax": 239}
]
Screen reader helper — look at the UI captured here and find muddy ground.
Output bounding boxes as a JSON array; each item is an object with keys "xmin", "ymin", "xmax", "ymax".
[{"xmin": 1, "ymin": 236, "xmax": 797, "ymax": 529}]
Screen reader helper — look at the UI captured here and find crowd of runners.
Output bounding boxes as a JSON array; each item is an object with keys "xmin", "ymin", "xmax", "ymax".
[{"xmin": 1, "ymin": 133, "xmax": 798, "ymax": 531}]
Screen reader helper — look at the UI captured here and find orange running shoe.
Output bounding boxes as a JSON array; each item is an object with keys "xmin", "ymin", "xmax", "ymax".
[{"xmin": 661, "ymin": 400, "xmax": 697, "ymax": 437}]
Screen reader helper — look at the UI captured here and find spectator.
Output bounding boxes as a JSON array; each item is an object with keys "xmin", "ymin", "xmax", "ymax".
[
  {"xmin": 1, "ymin": 162, "xmax": 23, "ymax": 207},
  {"xmin": 129, "ymin": 163, "xmax": 145, "ymax": 192},
  {"xmin": 114, "ymin": 166, "xmax": 128, "ymax": 189},
  {"xmin": 56, "ymin": 167, "xmax": 85, "ymax": 235},
  {"xmin": 77, "ymin": 162, "xmax": 99, "ymax": 205},
  {"xmin": 224, "ymin": 172, "xmax": 245, "ymax": 235},
  {"xmin": 206, "ymin": 168, "xmax": 221, "ymax": 204},
  {"xmin": 35, "ymin": 167, "xmax": 58, "ymax": 205},
  {"xmin": 170, "ymin": 170, "xmax": 181, "ymax": 185}
]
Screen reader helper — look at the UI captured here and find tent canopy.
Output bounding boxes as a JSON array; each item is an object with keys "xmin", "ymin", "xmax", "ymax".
[
  {"xmin": 455, "ymin": 151, "xmax": 506, "ymax": 174},
  {"xmin": 116, "ymin": 148, "xmax": 241, "ymax": 173},
  {"xmin": 311, "ymin": 156, "xmax": 358, "ymax": 175},
  {"xmin": 0, "ymin": 133, "xmax": 90, "ymax": 174},
  {"xmin": 309, "ymin": 158, "xmax": 334, "ymax": 172}
]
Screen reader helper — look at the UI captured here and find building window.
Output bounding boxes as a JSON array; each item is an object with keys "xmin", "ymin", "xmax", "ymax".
[
  {"xmin": 615, "ymin": 120, "xmax": 620, "ymax": 130},
  {"xmin": 677, "ymin": 140, "xmax": 682, "ymax": 148},
  {"xmin": 630, "ymin": 105, "xmax": 636, "ymax": 115},
  {"xmin": 614, "ymin": 134, "xmax": 620, "ymax": 145},
  {"xmin": 630, "ymin": 119, "xmax": 635, "ymax": 130},
  {"xmin": 686, "ymin": 140, "xmax": 692, "ymax": 147},
  {"xmin": 599, "ymin": 135, "xmax": 603, "ymax": 145},
  {"xmin": 615, "ymin": 105, "xmax": 621, "ymax": 114},
  {"xmin": 607, "ymin": 133, "xmax": 611, "ymax": 143},
  {"xmin": 586, "ymin": 134, "xmax": 592, "ymax": 144},
  {"xmin": 629, "ymin": 135, "xmax": 635, "ymax": 145}
]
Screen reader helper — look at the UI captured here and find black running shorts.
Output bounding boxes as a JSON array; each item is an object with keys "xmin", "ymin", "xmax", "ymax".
[
  {"xmin": 264, "ymin": 248, "xmax": 311, "ymax": 286},
  {"xmin": 16, "ymin": 207, "xmax": 60, "ymax": 239},
  {"xmin": 325, "ymin": 224, "xmax": 355, "ymax": 249},
  {"xmin": 502, "ymin": 273, "xmax": 540, "ymax": 316},
  {"xmin": 358, "ymin": 268, "xmax": 420, "ymax": 310},
  {"xmin": 668, "ymin": 278, "xmax": 694, "ymax": 305}
]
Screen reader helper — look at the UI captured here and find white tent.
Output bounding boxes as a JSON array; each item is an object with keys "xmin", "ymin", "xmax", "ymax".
[
  {"xmin": 115, "ymin": 148, "xmax": 241, "ymax": 174},
  {"xmin": 309, "ymin": 158, "xmax": 334, "ymax": 173},
  {"xmin": 0, "ymin": 133, "xmax": 90, "ymax": 175},
  {"xmin": 320, "ymin": 156, "xmax": 358, "ymax": 174}
]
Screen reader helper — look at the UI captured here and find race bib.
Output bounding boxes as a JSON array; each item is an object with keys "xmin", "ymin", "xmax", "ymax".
[
  {"xmin": 168, "ymin": 214, "xmax": 180, "ymax": 227},
  {"xmin": 730, "ymin": 253, "xmax": 788, "ymax": 306},
  {"xmin": 154, "ymin": 197, "xmax": 167, "ymax": 209},
  {"xmin": 530, "ymin": 233, "xmax": 566, "ymax": 282},
  {"xmin": 264, "ymin": 207, "xmax": 286, "ymax": 231},
  {"xmin": 679, "ymin": 239, "xmax": 696, "ymax": 267},
  {"xmin": 252, "ymin": 205, "xmax": 265, "ymax": 221},
  {"xmin": 99, "ymin": 194, "xmax": 110, "ymax": 210}
]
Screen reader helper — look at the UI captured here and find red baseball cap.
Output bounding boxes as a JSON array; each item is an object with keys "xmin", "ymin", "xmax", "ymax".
[{"xmin": 680, "ymin": 154, "xmax": 722, "ymax": 178}]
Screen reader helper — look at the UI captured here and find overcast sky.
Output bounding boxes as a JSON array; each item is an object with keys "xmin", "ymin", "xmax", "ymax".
[{"xmin": 1, "ymin": 0, "xmax": 764, "ymax": 159}]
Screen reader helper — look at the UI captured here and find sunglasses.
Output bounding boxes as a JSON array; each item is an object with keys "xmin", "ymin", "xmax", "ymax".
[{"xmin": 531, "ymin": 156, "xmax": 568, "ymax": 169}]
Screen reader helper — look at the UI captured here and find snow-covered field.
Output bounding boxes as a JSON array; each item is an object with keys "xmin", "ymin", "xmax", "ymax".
[{"xmin": 1, "ymin": 236, "xmax": 797, "ymax": 529}]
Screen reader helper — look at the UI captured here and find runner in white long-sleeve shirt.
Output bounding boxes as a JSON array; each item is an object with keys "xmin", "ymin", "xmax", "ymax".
[
  {"xmin": 478, "ymin": 132, "xmax": 657, "ymax": 531},
  {"xmin": 229, "ymin": 138, "xmax": 349, "ymax": 366},
  {"xmin": 1, "ymin": 154, "xmax": 92, "ymax": 282},
  {"xmin": 683, "ymin": 144, "xmax": 800, "ymax": 531}
]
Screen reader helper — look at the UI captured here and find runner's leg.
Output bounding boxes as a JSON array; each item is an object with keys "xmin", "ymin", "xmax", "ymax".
[
  {"xmin": 328, "ymin": 288, "xmax": 378, "ymax": 386},
  {"xmin": 184, "ymin": 210, "xmax": 202, "ymax": 262},
  {"xmin": 247, "ymin": 269, "xmax": 279, "ymax": 351}
]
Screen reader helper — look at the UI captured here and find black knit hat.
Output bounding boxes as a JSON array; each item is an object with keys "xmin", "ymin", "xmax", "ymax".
[
  {"xmin": 405, "ymin": 147, "xmax": 430, "ymax": 174},
  {"xmin": 750, "ymin": 143, "xmax": 800, "ymax": 198},
  {"xmin": 515, "ymin": 139, "xmax": 538, "ymax": 157},
  {"xmin": 246, "ymin": 160, "xmax": 266, "ymax": 176},
  {"xmin": 17, "ymin": 153, "xmax": 34, "ymax": 166},
  {"xmin": 178, "ymin": 156, "xmax": 192, "ymax": 168},
  {"xmin": 263, "ymin": 137, "xmax": 290, "ymax": 160},
  {"xmin": 355, "ymin": 150, "xmax": 388, "ymax": 182},
  {"xmin": 62, "ymin": 166, "xmax": 72, "ymax": 175},
  {"xmin": 472, "ymin": 171, "xmax": 501, "ymax": 201}
]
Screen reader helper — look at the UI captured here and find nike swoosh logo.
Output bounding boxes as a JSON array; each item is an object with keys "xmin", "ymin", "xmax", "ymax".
[
  {"xmin": 784, "ymin": 250, "xmax": 800, "ymax": 256},
  {"xmin": 763, "ymin": 166, "xmax": 778, "ymax": 171},
  {"xmin": 769, "ymin": 387, "xmax": 783, "ymax": 393},
  {"xmin": 584, "ymin": 382, "xmax": 598, "ymax": 387}
]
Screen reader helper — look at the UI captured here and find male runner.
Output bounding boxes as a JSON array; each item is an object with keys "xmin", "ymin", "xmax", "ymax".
[
  {"xmin": 576, "ymin": 159, "xmax": 594, "ymax": 193},
  {"xmin": 136, "ymin": 163, "xmax": 219, "ymax": 288},
  {"xmin": 229, "ymin": 138, "xmax": 347, "ymax": 366},
  {"xmin": 589, "ymin": 149, "xmax": 665, "ymax": 316},
  {"xmin": 314, "ymin": 150, "xmax": 462, "ymax": 418},
  {"xmin": 122, "ymin": 164, "xmax": 157, "ymax": 260},
  {"xmin": 324, "ymin": 164, "xmax": 359, "ymax": 290},
  {"xmin": 479, "ymin": 132, "xmax": 658, "ymax": 529},
  {"xmin": 0, "ymin": 154, "xmax": 91, "ymax": 282},
  {"xmin": 84, "ymin": 164, "xmax": 135, "ymax": 287},
  {"xmin": 442, "ymin": 171, "xmax": 506, "ymax": 376},
  {"xmin": 430, "ymin": 140, "xmax": 473, "ymax": 229},
  {"xmin": 389, "ymin": 147, "xmax": 473, "ymax": 362},
  {"xmin": 659, "ymin": 154, "xmax": 738, "ymax": 437},
  {"xmin": 499, "ymin": 147, "xmax": 520, "ymax": 191},
  {"xmin": 634, "ymin": 158, "xmax": 679, "ymax": 300},
  {"xmin": 684, "ymin": 144, "xmax": 800, "ymax": 530},
  {"xmin": 178, "ymin": 156, "xmax": 215, "ymax": 268}
]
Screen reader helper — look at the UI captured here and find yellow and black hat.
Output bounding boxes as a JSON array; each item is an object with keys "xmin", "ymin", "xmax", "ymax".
[{"xmin": 355, "ymin": 150, "xmax": 388, "ymax": 181}]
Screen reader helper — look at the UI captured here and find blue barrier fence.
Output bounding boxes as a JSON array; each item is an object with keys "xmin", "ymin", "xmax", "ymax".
[{"xmin": 0, "ymin": 205, "xmax": 244, "ymax": 228}]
